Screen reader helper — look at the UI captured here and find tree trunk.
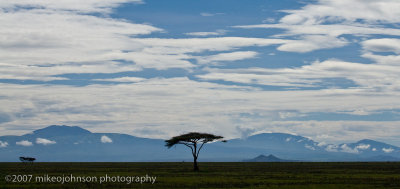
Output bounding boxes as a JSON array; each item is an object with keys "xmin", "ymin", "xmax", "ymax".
[
  {"xmin": 193, "ymin": 156, "xmax": 199, "ymax": 171},
  {"xmin": 193, "ymin": 142, "xmax": 199, "ymax": 171}
]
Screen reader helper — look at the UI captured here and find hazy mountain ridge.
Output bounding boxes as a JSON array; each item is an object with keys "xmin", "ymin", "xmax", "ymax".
[
  {"xmin": 0, "ymin": 125, "xmax": 399, "ymax": 162},
  {"xmin": 244, "ymin": 154, "xmax": 297, "ymax": 162}
]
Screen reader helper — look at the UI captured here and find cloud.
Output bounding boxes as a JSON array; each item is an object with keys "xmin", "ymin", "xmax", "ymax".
[
  {"xmin": 325, "ymin": 144, "xmax": 338, "ymax": 152},
  {"xmin": 0, "ymin": 141, "xmax": 8, "ymax": 148},
  {"xmin": 36, "ymin": 138, "xmax": 56, "ymax": 145},
  {"xmin": 235, "ymin": 23, "xmax": 400, "ymax": 53},
  {"xmin": 1, "ymin": 0, "xmax": 400, "ymax": 147},
  {"xmin": 0, "ymin": 1, "xmax": 161, "ymax": 81},
  {"xmin": 101, "ymin": 135, "xmax": 113, "ymax": 143},
  {"xmin": 198, "ymin": 59, "xmax": 400, "ymax": 91},
  {"xmin": 0, "ymin": 0, "xmax": 294, "ymax": 81},
  {"xmin": 361, "ymin": 38, "xmax": 400, "ymax": 65},
  {"xmin": 277, "ymin": 35, "xmax": 348, "ymax": 53},
  {"xmin": 235, "ymin": 24, "xmax": 400, "ymax": 38},
  {"xmin": 0, "ymin": 0, "xmax": 143, "ymax": 13},
  {"xmin": 340, "ymin": 144, "xmax": 359, "ymax": 154},
  {"xmin": 304, "ymin": 144, "xmax": 316, "ymax": 150},
  {"xmin": 355, "ymin": 144, "xmax": 370, "ymax": 150},
  {"xmin": 279, "ymin": 112, "xmax": 305, "ymax": 119},
  {"xmin": 279, "ymin": 0, "xmax": 400, "ymax": 25},
  {"xmin": 94, "ymin": 77, "xmax": 146, "ymax": 83},
  {"xmin": 16, "ymin": 140, "xmax": 33, "ymax": 146},
  {"xmin": 2, "ymin": 77, "xmax": 400, "ymax": 144},
  {"xmin": 197, "ymin": 51, "xmax": 259, "ymax": 64},
  {"xmin": 185, "ymin": 30, "xmax": 227, "ymax": 37},
  {"xmin": 132, "ymin": 37, "xmax": 287, "ymax": 54},
  {"xmin": 382, "ymin": 147, "xmax": 394, "ymax": 153},
  {"xmin": 317, "ymin": 142, "xmax": 327, "ymax": 147},
  {"xmin": 120, "ymin": 37, "xmax": 287, "ymax": 69},
  {"xmin": 362, "ymin": 38, "xmax": 400, "ymax": 54},
  {"xmin": 234, "ymin": 0, "xmax": 400, "ymax": 53}
]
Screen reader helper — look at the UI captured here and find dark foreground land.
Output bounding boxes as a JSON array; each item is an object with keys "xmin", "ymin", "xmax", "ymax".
[{"xmin": 1, "ymin": 162, "xmax": 400, "ymax": 188}]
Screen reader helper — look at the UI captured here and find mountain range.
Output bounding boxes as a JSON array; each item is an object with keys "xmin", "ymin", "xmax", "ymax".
[
  {"xmin": 0, "ymin": 125, "xmax": 399, "ymax": 162},
  {"xmin": 244, "ymin": 154, "xmax": 296, "ymax": 162}
]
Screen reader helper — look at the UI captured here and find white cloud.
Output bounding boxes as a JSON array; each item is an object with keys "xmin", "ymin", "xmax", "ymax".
[
  {"xmin": 305, "ymin": 144, "xmax": 315, "ymax": 150},
  {"xmin": 0, "ymin": 1, "xmax": 161, "ymax": 81},
  {"xmin": 1, "ymin": 77, "xmax": 400, "ymax": 143},
  {"xmin": 94, "ymin": 77, "xmax": 146, "ymax": 83},
  {"xmin": 362, "ymin": 38, "xmax": 400, "ymax": 54},
  {"xmin": 0, "ymin": 141, "xmax": 8, "ymax": 148},
  {"xmin": 372, "ymin": 148, "xmax": 377, "ymax": 151},
  {"xmin": 279, "ymin": 112, "xmax": 304, "ymax": 119},
  {"xmin": 316, "ymin": 135, "xmax": 332, "ymax": 141},
  {"xmin": 362, "ymin": 53, "xmax": 400, "ymax": 66},
  {"xmin": 325, "ymin": 144, "xmax": 338, "ymax": 152},
  {"xmin": 185, "ymin": 29, "xmax": 227, "ymax": 37},
  {"xmin": 347, "ymin": 109, "xmax": 372, "ymax": 116},
  {"xmin": 197, "ymin": 51, "xmax": 259, "ymax": 64},
  {"xmin": 0, "ymin": 0, "xmax": 296, "ymax": 81},
  {"xmin": 235, "ymin": 24, "xmax": 400, "ymax": 39},
  {"xmin": 279, "ymin": 0, "xmax": 400, "ymax": 25},
  {"xmin": 132, "ymin": 37, "xmax": 287, "ymax": 54},
  {"xmin": 382, "ymin": 147, "xmax": 394, "ymax": 153},
  {"xmin": 235, "ymin": 0, "xmax": 400, "ymax": 53},
  {"xmin": 361, "ymin": 38, "xmax": 400, "ymax": 66},
  {"xmin": 16, "ymin": 140, "xmax": 33, "ymax": 146},
  {"xmin": 1, "ymin": 0, "xmax": 400, "ymax": 147},
  {"xmin": 101, "ymin": 135, "xmax": 113, "ymax": 143},
  {"xmin": 340, "ymin": 144, "xmax": 359, "ymax": 154},
  {"xmin": 355, "ymin": 144, "xmax": 370, "ymax": 150},
  {"xmin": 198, "ymin": 59, "xmax": 400, "ymax": 91},
  {"xmin": 277, "ymin": 35, "xmax": 348, "ymax": 53},
  {"xmin": 0, "ymin": 0, "xmax": 143, "ymax": 13},
  {"xmin": 36, "ymin": 138, "xmax": 56, "ymax": 145},
  {"xmin": 119, "ymin": 37, "xmax": 287, "ymax": 69},
  {"xmin": 317, "ymin": 142, "xmax": 327, "ymax": 147}
]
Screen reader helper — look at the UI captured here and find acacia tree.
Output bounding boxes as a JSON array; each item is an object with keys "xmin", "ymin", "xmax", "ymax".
[{"xmin": 165, "ymin": 132, "xmax": 225, "ymax": 171}]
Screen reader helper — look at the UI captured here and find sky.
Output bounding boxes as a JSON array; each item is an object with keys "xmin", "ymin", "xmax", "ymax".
[{"xmin": 1, "ymin": 0, "xmax": 400, "ymax": 145}]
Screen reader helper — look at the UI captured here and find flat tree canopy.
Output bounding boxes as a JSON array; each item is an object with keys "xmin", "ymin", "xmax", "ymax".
[
  {"xmin": 165, "ymin": 132, "xmax": 225, "ymax": 171},
  {"xmin": 165, "ymin": 132, "xmax": 223, "ymax": 147}
]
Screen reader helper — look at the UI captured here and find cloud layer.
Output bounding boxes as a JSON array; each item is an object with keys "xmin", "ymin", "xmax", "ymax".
[{"xmin": 1, "ymin": 0, "xmax": 400, "ymax": 146}]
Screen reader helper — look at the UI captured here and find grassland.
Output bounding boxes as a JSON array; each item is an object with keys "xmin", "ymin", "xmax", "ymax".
[{"xmin": 1, "ymin": 162, "xmax": 400, "ymax": 188}]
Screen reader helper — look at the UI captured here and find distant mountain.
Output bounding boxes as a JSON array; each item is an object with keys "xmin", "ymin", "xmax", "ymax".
[
  {"xmin": 341, "ymin": 139, "xmax": 400, "ymax": 156},
  {"xmin": 0, "ymin": 125, "xmax": 175, "ymax": 162},
  {"xmin": 0, "ymin": 125, "xmax": 399, "ymax": 162},
  {"xmin": 32, "ymin": 125, "xmax": 91, "ymax": 137},
  {"xmin": 244, "ymin": 154, "xmax": 296, "ymax": 162}
]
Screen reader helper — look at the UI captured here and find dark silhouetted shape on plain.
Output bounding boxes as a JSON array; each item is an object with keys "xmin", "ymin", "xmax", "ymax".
[
  {"xmin": 19, "ymin": 157, "xmax": 36, "ymax": 163},
  {"xmin": 165, "ymin": 132, "xmax": 226, "ymax": 171}
]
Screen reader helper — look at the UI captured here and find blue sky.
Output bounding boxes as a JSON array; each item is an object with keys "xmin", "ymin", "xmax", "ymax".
[{"xmin": 1, "ymin": 0, "xmax": 400, "ymax": 145}]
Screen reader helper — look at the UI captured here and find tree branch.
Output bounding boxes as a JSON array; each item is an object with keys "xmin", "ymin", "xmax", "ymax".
[
  {"xmin": 196, "ymin": 142, "xmax": 206, "ymax": 157},
  {"xmin": 179, "ymin": 142, "xmax": 194, "ymax": 154}
]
